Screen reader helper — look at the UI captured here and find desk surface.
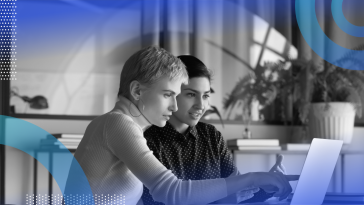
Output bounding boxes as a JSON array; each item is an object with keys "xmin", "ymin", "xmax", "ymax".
[
  {"xmin": 204, "ymin": 200, "xmax": 364, "ymax": 205},
  {"xmin": 215, "ymin": 194, "xmax": 364, "ymax": 205},
  {"xmin": 215, "ymin": 203, "xmax": 364, "ymax": 205}
]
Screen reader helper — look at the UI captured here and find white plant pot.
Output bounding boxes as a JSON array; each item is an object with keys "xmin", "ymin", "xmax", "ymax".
[{"xmin": 308, "ymin": 102, "xmax": 356, "ymax": 144}]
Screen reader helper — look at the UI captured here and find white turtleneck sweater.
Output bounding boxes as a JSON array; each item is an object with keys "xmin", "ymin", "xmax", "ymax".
[{"xmin": 72, "ymin": 96, "xmax": 228, "ymax": 205}]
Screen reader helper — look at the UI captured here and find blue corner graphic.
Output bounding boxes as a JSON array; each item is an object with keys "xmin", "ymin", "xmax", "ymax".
[
  {"xmin": 295, "ymin": 0, "xmax": 364, "ymax": 70},
  {"xmin": 0, "ymin": 115, "xmax": 94, "ymax": 205}
]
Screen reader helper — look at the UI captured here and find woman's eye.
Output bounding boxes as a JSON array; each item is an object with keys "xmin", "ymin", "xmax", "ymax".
[
  {"xmin": 203, "ymin": 95, "xmax": 210, "ymax": 99},
  {"xmin": 164, "ymin": 94, "xmax": 171, "ymax": 98},
  {"xmin": 187, "ymin": 93, "xmax": 196, "ymax": 97}
]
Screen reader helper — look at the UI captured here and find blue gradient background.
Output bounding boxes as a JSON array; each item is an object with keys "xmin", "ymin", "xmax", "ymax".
[
  {"xmin": 5, "ymin": 0, "xmax": 364, "ymax": 204},
  {"xmin": 14, "ymin": 0, "xmax": 294, "ymax": 51}
]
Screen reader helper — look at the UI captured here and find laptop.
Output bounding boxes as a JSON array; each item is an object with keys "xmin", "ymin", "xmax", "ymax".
[
  {"xmin": 289, "ymin": 138, "xmax": 343, "ymax": 205},
  {"xmin": 259, "ymin": 138, "xmax": 343, "ymax": 205}
]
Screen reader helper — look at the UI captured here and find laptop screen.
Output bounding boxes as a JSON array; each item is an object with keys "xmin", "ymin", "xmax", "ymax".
[{"xmin": 291, "ymin": 138, "xmax": 343, "ymax": 205}]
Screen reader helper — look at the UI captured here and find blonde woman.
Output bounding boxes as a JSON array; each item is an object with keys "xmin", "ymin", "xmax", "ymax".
[{"xmin": 66, "ymin": 46, "xmax": 298, "ymax": 205}]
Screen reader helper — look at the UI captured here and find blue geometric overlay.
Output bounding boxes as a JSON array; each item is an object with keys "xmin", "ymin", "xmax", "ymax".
[
  {"xmin": 331, "ymin": 0, "xmax": 364, "ymax": 37},
  {"xmin": 295, "ymin": 0, "xmax": 364, "ymax": 70},
  {"xmin": 0, "ymin": 115, "xmax": 94, "ymax": 205}
]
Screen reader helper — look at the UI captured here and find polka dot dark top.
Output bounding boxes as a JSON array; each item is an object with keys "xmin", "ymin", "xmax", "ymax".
[{"xmin": 142, "ymin": 121, "xmax": 235, "ymax": 205}]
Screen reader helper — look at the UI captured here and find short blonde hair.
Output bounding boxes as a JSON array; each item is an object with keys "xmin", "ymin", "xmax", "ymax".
[{"xmin": 118, "ymin": 46, "xmax": 188, "ymax": 98}]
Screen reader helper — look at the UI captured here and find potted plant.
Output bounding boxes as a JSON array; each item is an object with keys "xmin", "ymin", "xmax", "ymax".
[
  {"xmin": 209, "ymin": 40, "xmax": 364, "ymax": 144},
  {"xmin": 223, "ymin": 49, "xmax": 364, "ymax": 144},
  {"xmin": 222, "ymin": 58, "xmax": 296, "ymax": 123},
  {"xmin": 291, "ymin": 53, "xmax": 364, "ymax": 144},
  {"xmin": 208, "ymin": 40, "xmax": 296, "ymax": 129}
]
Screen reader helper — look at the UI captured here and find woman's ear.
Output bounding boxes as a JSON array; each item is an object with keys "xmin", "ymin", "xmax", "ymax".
[{"xmin": 129, "ymin": 80, "xmax": 142, "ymax": 101}]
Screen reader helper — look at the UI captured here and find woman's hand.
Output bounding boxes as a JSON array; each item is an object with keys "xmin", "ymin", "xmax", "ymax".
[
  {"xmin": 248, "ymin": 172, "xmax": 299, "ymax": 201},
  {"xmin": 235, "ymin": 155, "xmax": 288, "ymax": 203},
  {"xmin": 225, "ymin": 170, "xmax": 299, "ymax": 201},
  {"xmin": 236, "ymin": 186, "xmax": 260, "ymax": 202}
]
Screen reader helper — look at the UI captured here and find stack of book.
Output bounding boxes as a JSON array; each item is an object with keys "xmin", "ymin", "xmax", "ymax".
[
  {"xmin": 281, "ymin": 143, "xmax": 310, "ymax": 151},
  {"xmin": 227, "ymin": 139, "xmax": 281, "ymax": 150},
  {"xmin": 40, "ymin": 133, "xmax": 84, "ymax": 150}
]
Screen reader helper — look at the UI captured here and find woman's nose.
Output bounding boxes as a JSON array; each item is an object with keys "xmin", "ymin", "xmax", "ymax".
[
  {"xmin": 169, "ymin": 97, "xmax": 178, "ymax": 112},
  {"xmin": 194, "ymin": 97, "xmax": 205, "ymax": 110}
]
